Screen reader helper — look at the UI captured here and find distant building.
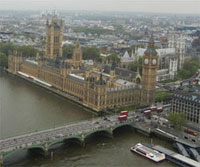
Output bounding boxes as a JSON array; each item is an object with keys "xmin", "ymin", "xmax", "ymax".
[
  {"xmin": 120, "ymin": 50, "xmax": 136, "ymax": 69},
  {"xmin": 45, "ymin": 15, "xmax": 63, "ymax": 59},
  {"xmin": 137, "ymin": 48, "xmax": 178, "ymax": 81},
  {"xmin": 171, "ymin": 85, "xmax": 200, "ymax": 126},
  {"xmin": 168, "ymin": 35, "xmax": 186, "ymax": 69}
]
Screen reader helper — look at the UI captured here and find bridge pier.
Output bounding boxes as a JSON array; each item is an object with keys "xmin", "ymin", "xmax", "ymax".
[
  {"xmin": 50, "ymin": 151, "xmax": 54, "ymax": 160},
  {"xmin": 44, "ymin": 143, "xmax": 49, "ymax": 158},
  {"xmin": 0, "ymin": 152, "xmax": 3, "ymax": 167},
  {"xmin": 110, "ymin": 128, "xmax": 113, "ymax": 139},
  {"xmin": 81, "ymin": 134, "xmax": 85, "ymax": 147}
]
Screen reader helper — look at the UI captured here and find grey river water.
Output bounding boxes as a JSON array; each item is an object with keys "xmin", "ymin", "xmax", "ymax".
[{"xmin": 0, "ymin": 70, "xmax": 176, "ymax": 166}]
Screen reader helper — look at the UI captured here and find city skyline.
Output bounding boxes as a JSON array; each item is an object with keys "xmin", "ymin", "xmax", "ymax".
[{"xmin": 0, "ymin": 0, "xmax": 200, "ymax": 14}]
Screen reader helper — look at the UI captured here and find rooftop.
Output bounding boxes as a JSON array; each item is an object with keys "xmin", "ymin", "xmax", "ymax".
[
  {"xmin": 153, "ymin": 145, "xmax": 200, "ymax": 167},
  {"xmin": 116, "ymin": 79, "xmax": 135, "ymax": 86},
  {"xmin": 173, "ymin": 85, "xmax": 200, "ymax": 104},
  {"xmin": 137, "ymin": 48, "xmax": 175, "ymax": 57}
]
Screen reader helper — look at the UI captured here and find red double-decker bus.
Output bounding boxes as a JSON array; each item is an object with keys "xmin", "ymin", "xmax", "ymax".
[
  {"xmin": 184, "ymin": 128, "xmax": 198, "ymax": 136},
  {"xmin": 157, "ymin": 107, "xmax": 163, "ymax": 113},
  {"xmin": 149, "ymin": 107, "xmax": 157, "ymax": 112},
  {"xmin": 144, "ymin": 110, "xmax": 151, "ymax": 117},
  {"xmin": 120, "ymin": 111, "xmax": 128, "ymax": 116},
  {"xmin": 118, "ymin": 115, "xmax": 127, "ymax": 122}
]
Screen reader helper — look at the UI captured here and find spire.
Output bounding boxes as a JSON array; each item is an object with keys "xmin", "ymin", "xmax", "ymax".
[
  {"xmin": 134, "ymin": 46, "xmax": 137, "ymax": 54},
  {"xmin": 144, "ymin": 33, "xmax": 157, "ymax": 55},
  {"xmin": 98, "ymin": 72, "xmax": 105, "ymax": 85},
  {"xmin": 51, "ymin": 10, "xmax": 59, "ymax": 24},
  {"xmin": 148, "ymin": 33, "xmax": 155, "ymax": 48},
  {"xmin": 111, "ymin": 61, "xmax": 116, "ymax": 70},
  {"xmin": 137, "ymin": 66, "xmax": 140, "ymax": 74},
  {"xmin": 75, "ymin": 33, "xmax": 80, "ymax": 48},
  {"xmin": 46, "ymin": 19, "xmax": 49, "ymax": 26},
  {"xmin": 123, "ymin": 51, "xmax": 129, "ymax": 58},
  {"xmin": 131, "ymin": 48, "xmax": 134, "ymax": 57},
  {"xmin": 36, "ymin": 52, "xmax": 40, "ymax": 61}
]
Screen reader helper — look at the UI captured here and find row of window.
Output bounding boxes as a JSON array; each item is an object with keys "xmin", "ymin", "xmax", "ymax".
[
  {"xmin": 172, "ymin": 108, "xmax": 200, "ymax": 124},
  {"xmin": 65, "ymin": 80, "xmax": 83, "ymax": 97},
  {"xmin": 172, "ymin": 100, "xmax": 200, "ymax": 107}
]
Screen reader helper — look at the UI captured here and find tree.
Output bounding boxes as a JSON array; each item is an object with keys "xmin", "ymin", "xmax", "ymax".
[
  {"xmin": 0, "ymin": 52, "xmax": 8, "ymax": 68},
  {"xmin": 155, "ymin": 91, "xmax": 172, "ymax": 102},
  {"xmin": 63, "ymin": 45, "xmax": 74, "ymax": 59},
  {"xmin": 192, "ymin": 37, "xmax": 200, "ymax": 48},
  {"xmin": 41, "ymin": 40, "xmax": 46, "ymax": 46},
  {"xmin": 105, "ymin": 53, "xmax": 120, "ymax": 64},
  {"xmin": 83, "ymin": 46, "xmax": 100, "ymax": 61},
  {"xmin": 0, "ymin": 43, "xmax": 15, "ymax": 56},
  {"xmin": 16, "ymin": 45, "xmax": 37, "ymax": 58},
  {"xmin": 131, "ymin": 57, "xmax": 142, "ymax": 73},
  {"xmin": 177, "ymin": 57, "xmax": 200, "ymax": 79},
  {"xmin": 167, "ymin": 112, "xmax": 187, "ymax": 129},
  {"xmin": 73, "ymin": 27, "xmax": 113, "ymax": 36}
]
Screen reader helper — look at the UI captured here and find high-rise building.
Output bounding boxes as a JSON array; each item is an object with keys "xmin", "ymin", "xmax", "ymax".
[{"xmin": 172, "ymin": 85, "xmax": 200, "ymax": 126}]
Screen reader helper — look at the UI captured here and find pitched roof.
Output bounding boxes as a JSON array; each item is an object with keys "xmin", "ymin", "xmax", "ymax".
[{"xmin": 121, "ymin": 51, "xmax": 134, "ymax": 62}]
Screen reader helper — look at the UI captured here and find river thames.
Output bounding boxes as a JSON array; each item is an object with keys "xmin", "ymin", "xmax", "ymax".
[{"xmin": 0, "ymin": 71, "xmax": 176, "ymax": 166}]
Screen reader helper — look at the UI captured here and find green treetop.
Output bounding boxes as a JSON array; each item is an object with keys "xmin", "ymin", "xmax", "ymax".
[
  {"xmin": 83, "ymin": 46, "xmax": 101, "ymax": 61},
  {"xmin": 0, "ymin": 52, "xmax": 8, "ymax": 68},
  {"xmin": 177, "ymin": 57, "xmax": 200, "ymax": 79},
  {"xmin": 167, "ymin": 112, "xmax": 187, "ymax": 129}
]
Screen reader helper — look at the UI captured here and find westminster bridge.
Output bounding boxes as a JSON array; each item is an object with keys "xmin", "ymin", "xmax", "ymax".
[{"xmin": 0, "ymin": 111, "xmax": 153, "ymax": 167}]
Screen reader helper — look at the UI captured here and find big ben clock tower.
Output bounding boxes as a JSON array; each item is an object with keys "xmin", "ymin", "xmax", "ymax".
[{"xmin": 141, "ymin": 35, "xmax": 158, "ymax": 105}]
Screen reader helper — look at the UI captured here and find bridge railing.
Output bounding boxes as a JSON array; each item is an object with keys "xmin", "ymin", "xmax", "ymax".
[{"xmin": 0, "ymin": 116, "xmax": 101, "ymax": 141}]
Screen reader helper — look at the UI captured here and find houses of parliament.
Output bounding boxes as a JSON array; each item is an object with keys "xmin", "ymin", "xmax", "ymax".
[{"xmin": 8, "ymin": 16, "xmax": 158, "ymax": 112}]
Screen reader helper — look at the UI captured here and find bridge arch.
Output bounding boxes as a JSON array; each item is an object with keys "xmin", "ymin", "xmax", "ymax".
[
  {"xmin": 63, "ymin": 137, "xmax": 83, "ymax": 146},
  {"xmin": 3, "ymin": 145, "xmax": 46, "ymax": 161},
  {"xmin": 84, "ymin": 129, "xmax": 113, "ymax": 143},
  {"xmin": 112, "ymin": 123, "xmax": 133, "ymax": 134},
  {"xmin": 27, "ymin": 145, "xmax": 46, "ymax": 156},
  {"xmin": 47, "ymin": 136, "xmax": 83, "ymax": 148},
  {"xmin": 2, "ymin": 148, "xmax": 25, "ymax": 161}
]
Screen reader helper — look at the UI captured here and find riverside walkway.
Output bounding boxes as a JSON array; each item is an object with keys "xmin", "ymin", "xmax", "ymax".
[{"xmin": 0, "ymin": 112, "xmax": 151, "ymax": 166}]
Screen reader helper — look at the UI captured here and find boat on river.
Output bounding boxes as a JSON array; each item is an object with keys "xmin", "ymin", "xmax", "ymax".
[{"xmin": 130, "ymin": 143, "xmax": 165, "ymax": 162}]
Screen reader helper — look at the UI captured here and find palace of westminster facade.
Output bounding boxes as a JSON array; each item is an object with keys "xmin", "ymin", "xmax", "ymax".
[{"xmin": 8, "ymin": 16, "xmax": 158, "ymax": 112}]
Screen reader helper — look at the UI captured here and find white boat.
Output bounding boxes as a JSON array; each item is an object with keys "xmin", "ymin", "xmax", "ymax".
[{"xmin": 130, "ymin": 143, "xmax": 165, "ymax": 162}]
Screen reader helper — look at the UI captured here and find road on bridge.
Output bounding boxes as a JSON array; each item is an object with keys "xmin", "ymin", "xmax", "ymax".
[{"xmin": 0, "ymin": 111, "xmax": 143, "ymax": 154}]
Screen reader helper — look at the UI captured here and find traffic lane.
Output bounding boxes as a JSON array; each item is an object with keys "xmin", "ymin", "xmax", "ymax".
[{"xmin": 0, "ymin": 115, "xmax": 135, "ymax": 151}]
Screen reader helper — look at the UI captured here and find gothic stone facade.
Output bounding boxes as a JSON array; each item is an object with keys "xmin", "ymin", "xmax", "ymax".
[
  {"xmin": 8, "ymin": 56, "xmax": 142, "ymax": 111},
  {"xmin": 8, "ymin": 17, "xmax": 158, "ymax": 112}
]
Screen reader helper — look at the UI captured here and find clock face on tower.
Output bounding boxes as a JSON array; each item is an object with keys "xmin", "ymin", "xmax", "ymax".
[
  {"xmin": 144, "ymin": 58, "xmax": 149, "ymax": 65},
  {"xmin": 152, "ymin": 59, "xmax": 157, "ymax": 65}
]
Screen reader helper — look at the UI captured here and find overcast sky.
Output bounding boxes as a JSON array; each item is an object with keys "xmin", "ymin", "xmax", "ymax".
[{"xmin": 0, "ymin": 0, "xmax": 200, "ymax": 14}]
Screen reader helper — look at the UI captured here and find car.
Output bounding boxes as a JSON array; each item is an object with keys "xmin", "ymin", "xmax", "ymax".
[
  {"xmin": 134, "ymin": 115, "xmax": 139, "ymax": 119},
  {"xmin": 192, "ymin": 139, "xmax": 196, "ymax": 142},
  {"xmin": 170, "ymin": 125, "xmax": 174, "ymax": 128},
  {"xmin": 55, "ymin": 134, "xmax": 63, "ymax": 138},
  {"xmin": 136, "ymin": 118, "xmax": 140, "ymax": 122}
]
